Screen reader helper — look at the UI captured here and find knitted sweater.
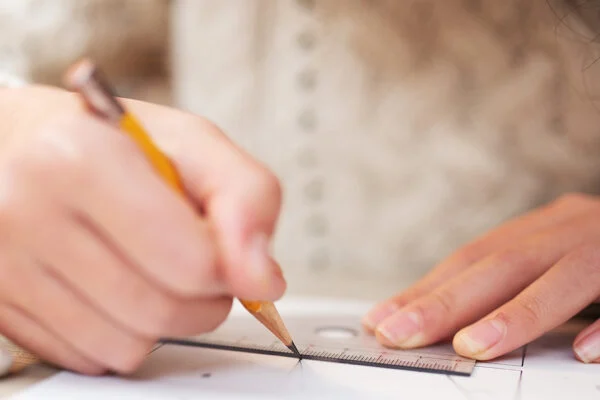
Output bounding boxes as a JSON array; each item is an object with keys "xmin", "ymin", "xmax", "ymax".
[{"xmin": 2, "ymin": 0, "xmax": 600, "ymax": 298}]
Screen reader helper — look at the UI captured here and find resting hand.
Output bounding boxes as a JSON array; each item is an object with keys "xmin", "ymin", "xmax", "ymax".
[{"xmin": 363, "ymin": 194, "xmax": 600, "ymax": 363}]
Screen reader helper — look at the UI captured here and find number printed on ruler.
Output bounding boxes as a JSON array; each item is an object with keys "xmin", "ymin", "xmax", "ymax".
[{"xmin": 165, "ymin": 315, "xmax": 475, "ymax": 376}]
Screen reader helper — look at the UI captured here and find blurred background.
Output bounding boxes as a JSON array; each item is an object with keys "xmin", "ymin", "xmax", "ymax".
[
  {"xmin": 0, "ymin": 0, "xmax": 171, "ymax": 103},
  {"xmin": 3, "ymin": 0, "xmax": 600, "ymax": 299}
]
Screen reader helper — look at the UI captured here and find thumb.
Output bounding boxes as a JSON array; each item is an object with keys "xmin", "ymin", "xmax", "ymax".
[
  {"xmin": 209, "ymin": 173, "xmax": 286, "ymax": 301},
  {"xmin": 135, "ymin": 108, "xmax": 286, "ymax": 301}
]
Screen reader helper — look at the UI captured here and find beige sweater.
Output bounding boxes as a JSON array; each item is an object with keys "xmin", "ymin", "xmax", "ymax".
[{"xmin": 2, "ymin": 0, "xmax": 600, "ymax": 298}]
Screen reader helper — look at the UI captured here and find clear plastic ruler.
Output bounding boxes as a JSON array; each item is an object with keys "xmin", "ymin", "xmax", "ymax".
[{"xmin": 163, "ymin": 314, "xmax": 475, "ymax": 376}]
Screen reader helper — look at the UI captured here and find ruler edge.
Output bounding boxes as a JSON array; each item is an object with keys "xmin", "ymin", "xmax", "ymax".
[{"xmin": 161, "ymin": 338, "xmax": 472, "ymax": 377}]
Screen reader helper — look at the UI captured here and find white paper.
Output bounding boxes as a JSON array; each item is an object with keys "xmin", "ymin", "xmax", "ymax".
[
  {"xmin": 9, "ymin": 298, "xmax": 600, "ymax": 400},
  {"xmin": 6, "ymin": 345, "xmax": 477, "ymax": 400}
]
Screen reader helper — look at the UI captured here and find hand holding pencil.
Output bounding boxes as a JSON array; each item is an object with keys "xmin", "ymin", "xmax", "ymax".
[{"xmin": 0, "ymin": 60, "xmax": 291, "ymax": 376}]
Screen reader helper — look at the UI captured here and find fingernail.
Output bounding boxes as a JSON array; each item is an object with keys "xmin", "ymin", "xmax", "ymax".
[
  {"xmin": 376, "ymin": 311, "xmax": 424, "ymax": 348},
  {"xmin": 0, "ymin": 347, "xmax": 13, "ymax": 377},
  {"xmin": 248, "ymin": 233, "xmax": 284, "ymax": 287},
  {"xmin": 362, "ymin": 302, "xmax": 400, "ymax": 330},
  {"xmin": 574, "ymin": 328, "xmax": 600, "ymax": 363},
  {"xmin": 455, "ymin": 319, "xmax": 506, "ymax": 356}
]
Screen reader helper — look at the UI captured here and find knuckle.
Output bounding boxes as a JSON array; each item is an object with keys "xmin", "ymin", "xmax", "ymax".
[
  {"xmin": 451, "ymin": 242, "xmax": 488, "ymax": 266},
  {"xmin": 487, "ymin": 249, "xmax": 532, "ymax": 269},
  {"xmin": 194, "ymin": 117, "xmax": 222, "ymax": 136},
  {"xmin": 514, "ymin": 294, "xmax": 548, "ymax": 326},
  {"xmin": 566, "ymin": 245, "xmax": 600, "ymax": 285},
  {"xmin": 428, "ymin": 290, "xmax": 455, "ymax": 316},
  {"xmin": 36, "ymin": 120, "xmax": 86, "ymax": 163},
  {"xmin": 28, "ymin": 122, "xmax": 90, "ymax": 188},
  {"xmin": 245, "ymin": 166, "xmax": 282, "ymax": 206},
  {"xmin": 166, "ymin": 116, "xmax": 221, "ymax": 154}
]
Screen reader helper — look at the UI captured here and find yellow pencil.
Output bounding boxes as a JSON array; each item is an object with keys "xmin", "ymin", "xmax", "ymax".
[{"xmin": 64, "ymin": 59, "xmax": 300, "ymax": 358}]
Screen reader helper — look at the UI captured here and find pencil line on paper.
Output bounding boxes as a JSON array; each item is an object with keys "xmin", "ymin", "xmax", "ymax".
[
  {"xmin": 288, "ymin": 359, "xmax": 303, "ymax": 376},
  {"xmin": 514, "ymin": 370, "xmax": 523, "ymax": 400},
  {"xmin": 149, "ymin": 343, "xmax": 164, "ymax": 354},
  {"xmin": 446, "ymin": 375, "xmax": 472, "ymax": 400}
]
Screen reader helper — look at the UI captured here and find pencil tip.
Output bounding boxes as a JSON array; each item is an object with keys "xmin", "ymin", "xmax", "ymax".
[{"xmin": 288, "ymin": 342, "xmax": 302, "ymax": 359}]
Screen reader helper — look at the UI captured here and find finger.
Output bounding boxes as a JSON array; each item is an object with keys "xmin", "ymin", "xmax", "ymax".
[
  {"xmin": 26, "ymin": 114, "xmax": 222, "ymax": 298},
  {"xmin": 0, "ymin": 304, "xmax": 103, "ymax": 375},
  {"xmin": 127, "ymin": 110, "xmax": 287, "ymax": 301},
  {"xmin": 37, "ymin": 211, "xmax": 232, "ymax": 338},
  {"xmin": 362, "ymin": 193, "xmax": 598, "ymax": 331},
  {"xmin": 452, "ymin": 243, "xmax": 600, "ymax": 360},
  {"xmin": 179, "ymin": 133, "xmax": 286, "ymax": 301},
  {"xmin": 573, "ymin": 318, "xmax": 600, "ymax": 363},
  {"xmin": 2, "ymin": 147, "xmax": 232, "ymax": 338},
  {"xmin": 373, "ymin": 215, "xmax": 600, "ymax": 350},
  {"xmin": 3, "ymin": 252, "xmax": 154, "ymax": 374},
  {"xmin": 210, "ymin": 183, "xmax": 286, "ymax": 301}
]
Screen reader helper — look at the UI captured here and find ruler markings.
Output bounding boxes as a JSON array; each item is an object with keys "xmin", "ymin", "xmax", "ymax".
[
  {"xmin": 161, "ymin": 315, "xmax": 475, "ymax": 376},
  {"xmin": 164, "ymin": 339, "xmax": 470, "ymax": 377}
]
